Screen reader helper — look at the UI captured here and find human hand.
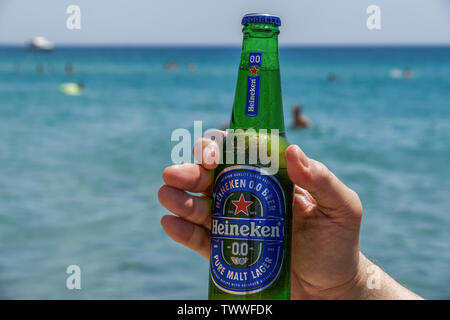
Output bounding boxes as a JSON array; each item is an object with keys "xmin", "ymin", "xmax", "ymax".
[{"xmin": 158, "ymin": 133, "xmax": 420, "ymax": 300}]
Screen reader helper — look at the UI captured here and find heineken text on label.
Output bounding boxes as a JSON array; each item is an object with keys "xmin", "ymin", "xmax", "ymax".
[
  {"xmin": 210, "ymin": 166, "xmax": 285, "ymax": 294},
  {"xmin": 246, "ymin": 52, "xmax": 261, "ymax": 117}
]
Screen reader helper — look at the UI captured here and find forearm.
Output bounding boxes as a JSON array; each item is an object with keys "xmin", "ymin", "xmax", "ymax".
[{"xmin": 342, "ymin": 253, "xmax": 423, "ymax": 300}]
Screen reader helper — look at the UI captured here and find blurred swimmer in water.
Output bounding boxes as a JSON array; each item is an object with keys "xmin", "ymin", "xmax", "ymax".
[{"xmin": 292, "ymin": 104, "xmax": 312, "ymax": 129}]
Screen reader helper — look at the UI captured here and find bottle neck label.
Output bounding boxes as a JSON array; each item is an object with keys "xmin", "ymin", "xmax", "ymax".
[
  {"xmin": 245, "ymin": 52, "xmax": 262, "ymax": 117},
  {"xmin": 231, "ymin": 42, "xmax": 286, "ymax": 133},
  {"xmin": 210, "ymin": 165, "xmax": 285, "ymax": 294}
]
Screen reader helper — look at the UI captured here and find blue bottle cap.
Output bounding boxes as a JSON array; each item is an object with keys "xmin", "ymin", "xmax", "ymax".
[{"xmin": 241, "ymin": 13, "xmax": 281, "ymax": 26}]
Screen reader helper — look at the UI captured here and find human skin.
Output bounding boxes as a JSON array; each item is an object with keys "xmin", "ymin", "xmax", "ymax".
[{"xmin": 158, "ymin": 135, "xmax": 423, "ymax": 300}]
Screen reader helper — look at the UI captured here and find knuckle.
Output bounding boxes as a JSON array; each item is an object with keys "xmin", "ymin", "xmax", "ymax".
[
  {"xmin": 184, "ymin": 197, "xmax": 197, "ymax": 217},
  {"xmin": 340, "ymin": 188, "xmax": 363, "ymax": 219},
  {"xmin": 312, "ymin": 161, "xmax": 333, "ymax": 187},
  {"xmin": 350, "ymin": 190, "xmax": 363, "ymax": 218}
]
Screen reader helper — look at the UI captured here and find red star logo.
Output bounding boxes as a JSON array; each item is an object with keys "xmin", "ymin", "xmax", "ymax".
[
  {"xmin": 232, "ymin": 194, "xmax": 253, "ymax": 216},
  {"xmin": 250, "ymin": 66, "xmax": 259, "ymax": 76}
]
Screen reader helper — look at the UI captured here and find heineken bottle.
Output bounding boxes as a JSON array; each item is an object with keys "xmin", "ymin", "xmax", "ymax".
[{"xmin": 208, "ymin": 13, "xmax": 293, "ymax": 300}]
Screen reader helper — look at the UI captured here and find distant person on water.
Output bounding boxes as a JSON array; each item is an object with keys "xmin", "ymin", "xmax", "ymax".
[
  {"xmin": 403, "ymin": 68, "xmax": 413, "ymax": 79},
  {"xmin": 65, "ymin": 63, "xmax": 74, "ymax": 75},
  {"xmin": 327, "ymin": 72, "xmax": 338, "ymax": 82},
  {"xmin": 164, "ymin": 60, "xmax": 178, "ymax": 72},
  {"xmin": 293, "ymin": 104, "xmax": 311, "ymax": 128},
  {"xmin": 389, "ymin": 67, "xmax": 414, "ymax": 80}
]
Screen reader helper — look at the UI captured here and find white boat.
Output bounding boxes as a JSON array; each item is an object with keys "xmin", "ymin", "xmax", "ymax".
[{"xmin": 27, "ymin": 36, "xmax": 54, "ymax": 51}]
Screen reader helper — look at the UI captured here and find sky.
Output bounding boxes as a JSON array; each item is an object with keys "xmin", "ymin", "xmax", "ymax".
[{"xmin": 0, "ymin": 0, "xmax": 449, "ymax": 45}]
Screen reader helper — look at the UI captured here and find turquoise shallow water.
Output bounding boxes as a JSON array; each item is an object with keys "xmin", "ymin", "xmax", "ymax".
[{"xmin": 0, "ymin": 46, "xmax": 449, "ymax": 299}]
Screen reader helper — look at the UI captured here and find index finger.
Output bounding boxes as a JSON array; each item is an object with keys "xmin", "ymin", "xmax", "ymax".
[{"xmin": 162, "ymin": 163, "xmax": 213, "ymax": 194}]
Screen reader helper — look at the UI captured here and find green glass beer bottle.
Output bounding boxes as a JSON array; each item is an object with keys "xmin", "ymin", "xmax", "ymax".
[{"xmin": 208, "ymin": 13, "xmax": 293, "ymax": 300}]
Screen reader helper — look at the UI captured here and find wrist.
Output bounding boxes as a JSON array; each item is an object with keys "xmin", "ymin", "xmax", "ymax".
[
  {"xmin": 337, "ymin": 252, "xmax": 371, "ymax": 300},
  {"xmin": 300, "ymin": 251, "xmax": 369, "ymax": 300}
]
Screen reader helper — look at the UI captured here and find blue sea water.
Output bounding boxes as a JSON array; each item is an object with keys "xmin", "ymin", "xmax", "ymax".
[{"xmin": 0, "ymin": 46, "xmax": 449, "ymax": 299}]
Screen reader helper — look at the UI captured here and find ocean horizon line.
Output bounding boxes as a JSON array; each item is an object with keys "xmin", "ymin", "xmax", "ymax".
[{"xmin": 1, "ymin": 43, "xmax": 450, "ymax": 50}]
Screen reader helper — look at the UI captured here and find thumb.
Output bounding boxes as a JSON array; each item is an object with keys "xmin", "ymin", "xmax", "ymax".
[{"xmin": 285, "ymin": 145, "xmax": 362, "ymax": 219}]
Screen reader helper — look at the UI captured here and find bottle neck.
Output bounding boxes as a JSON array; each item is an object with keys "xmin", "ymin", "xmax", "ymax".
[{"xmin": 230, "ymin": 23, "xmax": 285, "ymax": 134}]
